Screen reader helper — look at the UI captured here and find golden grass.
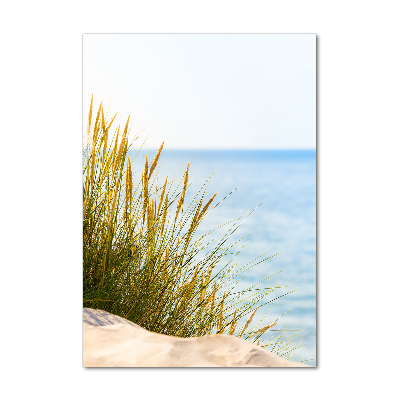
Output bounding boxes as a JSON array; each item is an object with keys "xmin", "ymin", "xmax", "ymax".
[
  {"xmin": 174, "ymin": 163, "xmax": 189, "ymax": 223},
  {"xmin": 249, "ymin": 322, "xmax": 278, "ymax": 338},
  {"xmin": 239, "ymin": 307, "xmax": 258, "ymax": 338},
  {"xmin": 83, "ymin": 97, "xmax": 308, "ymax": 361},
  {"xmin": 149, "ymin": 141, "xmax": 164, "ymax": 179}
]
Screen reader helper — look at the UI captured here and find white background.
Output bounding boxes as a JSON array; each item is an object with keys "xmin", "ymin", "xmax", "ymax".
[{"xmin": 1, "ymin": 1, "xmax": 399, "ymax": 399}]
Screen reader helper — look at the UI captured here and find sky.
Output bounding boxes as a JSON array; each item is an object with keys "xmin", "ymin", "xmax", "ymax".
[{"xmin": 83, "ymin": 34, "xmax": 316, "ymax": 150}]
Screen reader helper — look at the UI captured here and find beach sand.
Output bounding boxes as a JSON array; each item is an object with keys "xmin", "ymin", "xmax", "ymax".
[{"xmin": 83, "ymin": 308, "xmax": 310, "ymax": 367}]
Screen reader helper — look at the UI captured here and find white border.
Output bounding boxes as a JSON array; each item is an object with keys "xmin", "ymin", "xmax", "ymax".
[{"xmin": 2, "ymin": 1, "xmax": 399, "ymax": 398}]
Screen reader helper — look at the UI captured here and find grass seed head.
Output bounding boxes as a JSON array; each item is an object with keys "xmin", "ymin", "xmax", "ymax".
[
  {"xmin": 127, "ymin": 158, "xmax": 133, "ymax": 205},
  {"xmin": 101, "ymin": 106, "xmax": 106, "ymax": 134},
  {"xmin": 199, "ymin": 192, "xmax": 217, "ymax": 220},
  {"xmin": 142, "ymin": 156, "xmax": 149, "ymax": 223},
  {"xmin": 160, "ymin": 194, "xmax": 168, "ymax": 237},
  {"xmin": 111, "ymin": 125, "xmax": 120, "ymax": 173},
  {"xmin": 113, "ymin": 130, "xmax": 127, "ymax": 176},
  {"xmin": 106, "ymin": 113, "xmax": 117, "ymax": 132},
  {"xmin": 87, "ymin": 94, "xmax": 93, "ymax": 136},
  {"xmin": 93, "ymin": 102, "xmax": 102, "ymax": 144},
  {"xmin": 175, "ymin": 163, "xmax": 189, "ymax": 222},
  {"xmin": 253, "ymin": 322, "xmax": 278, "ymax": 336},
  {"xmin": 239, "ymin": 307, "xmax": 258, "ymax": 338},
  {"xmin": 157, "ymin": 175, "xmax": 168, "ymax": 217},
  {"xmin": 149, "ymin": 141, "xmax": 164, "ymax": 179},
  {"xmin": 229, "ymin": 309, "xmax": 238, "ymax": 335}
]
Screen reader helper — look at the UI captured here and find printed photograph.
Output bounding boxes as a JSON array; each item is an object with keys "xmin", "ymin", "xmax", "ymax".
[{"xmin": 83, "ymin": 33, "xmax": 316, "ymax": 367}]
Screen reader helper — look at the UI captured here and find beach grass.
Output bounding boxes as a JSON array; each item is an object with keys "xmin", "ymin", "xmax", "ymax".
[{"xmin": 83, "ymin": 96, "xmax": 308, "ymax": 361}]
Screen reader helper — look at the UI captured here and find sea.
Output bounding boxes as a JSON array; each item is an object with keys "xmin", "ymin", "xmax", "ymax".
[{"xmin": 128, "ymin": 149, "xmax": 316, "ymax": 366}]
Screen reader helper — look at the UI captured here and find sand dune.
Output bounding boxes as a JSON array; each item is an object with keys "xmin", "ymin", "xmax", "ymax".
[{"xmin": 83, "ymin": 308, "xmax": 310, "ymax": 367}]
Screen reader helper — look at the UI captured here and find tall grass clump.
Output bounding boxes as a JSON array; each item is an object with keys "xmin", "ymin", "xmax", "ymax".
[{"xmin": 83, "ymin": 96, "xmax": 308, "ymax": 361}]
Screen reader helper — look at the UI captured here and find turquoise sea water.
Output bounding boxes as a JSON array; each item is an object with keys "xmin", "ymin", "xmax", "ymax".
[{"xmin": 128, "ymin": 149, "xmax": 316, "ymax": 366}]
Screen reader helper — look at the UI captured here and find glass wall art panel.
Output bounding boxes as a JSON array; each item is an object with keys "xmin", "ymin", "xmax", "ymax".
[{"xmin": 83, "ymin": 33, "xmax": 316, "ymax": 368}]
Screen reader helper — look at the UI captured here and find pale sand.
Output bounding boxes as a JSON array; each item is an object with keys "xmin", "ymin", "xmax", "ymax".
[{"xmin": 83, "ymin": 308, "xmax": 310, "ymax": 367}]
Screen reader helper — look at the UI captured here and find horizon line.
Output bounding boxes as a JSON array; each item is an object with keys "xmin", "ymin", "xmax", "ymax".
[{"xmin": 128, "ymin": 147, "xmax": 316, "ymax": 151}]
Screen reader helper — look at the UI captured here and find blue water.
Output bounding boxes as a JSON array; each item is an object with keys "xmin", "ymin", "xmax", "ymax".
[{"xmin": 128, "ymin": 149, "xmax": 316, "ymax": 366}]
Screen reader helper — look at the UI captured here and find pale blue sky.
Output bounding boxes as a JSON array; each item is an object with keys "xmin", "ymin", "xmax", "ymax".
[{"xmin": 83, "ymin": 34, "xmax": 316, "ymax": 149}]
